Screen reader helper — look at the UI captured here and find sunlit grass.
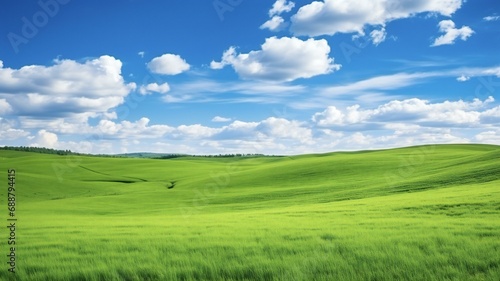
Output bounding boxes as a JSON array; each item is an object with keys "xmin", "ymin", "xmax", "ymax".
[{"xmin": 0, "ymin": 144, "xmax": 499, "ymax": 280}]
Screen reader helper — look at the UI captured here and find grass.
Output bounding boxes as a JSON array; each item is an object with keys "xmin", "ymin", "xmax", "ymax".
[{"xmin": 0, "ymin": 144, "xmax": 499, "ymax": 280}]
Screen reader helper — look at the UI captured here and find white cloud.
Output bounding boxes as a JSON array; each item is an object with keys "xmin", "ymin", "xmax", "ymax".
[
  {"xmin": 262, "ymin": 0, "xmax": 295, "ymax": 31},
  {"xmin": 139, "ymin": 82, "xmax": 170, "ymax": 95},
  {"xmin": 319, "ymin": 72, "xmax": 433, "ymax": 97},
  {"xmin": 481, "ymin": 105, "xmax": 500, "ymax": 124},
  {"xmin": 257, "ymin": 117, "xmax": 313, "ymax": 144},
  {"xmin": 211, "ymin": 36, "xmax": 340, "ymax": 82},
  {"xmin": 96, "ymin": 117, "xmax": 174, "ymax": 139},
  {"xmin": 312, "ymin": 96, "xmax": 496, "ymax": 127},
  {"xmin": 32, "ymin": 130, "xmax": 58, "ymax": 148},
  {"xmin": 175, "ymin": 124, "xmax": 220, "ymax": 139},
  {"xmin": 17, "ymin": 115, "xmax": 93, "ymax": 135},
  {"xmin": 312, "ymin": 106, "xmax": 344, "ymax": 126},
  {"xmin": 138, "ymin": 51, "xmax": 145, "ymax": 58},
  {"xmin": 269, "ymin": 0, "xmax": 295, "ymax": 16},
  {"xmin": 0, "ymin": 56, "xmax": 134, "ymax": 119},
  {"xmin": 483, "ymin": 15, "xmax": 500, "ymax": 21},
  {"xmin": 370, "ymin": 27, "xmax": 387, "ymax": 45},
  {"xmin": 147, "ymin": 54, "xmax": 190, "ymax": 75},
  {"xmin": 5, "ymin": 94, "xmax": 498, "ymax": 155},
  {"xmin": 457, "ymin": 75, "xmax": 470, "ymax": 82},
  {"xmin": 260, "ymin": 16, "xmax": 287, "ymax": 31},
  {"xmin": 0, "ymin": 119, "xmax": 29, "ymax": 141},
  {"xmin": 318, "ymin": 67, "xmax": 500, "ymax": 100},
  {"xmin": 212, "ymin": 116, "xmax": 232, "ymax": 122},
  {"xmin": 215, "ymin": 118, "xmax": 312, "ymax": 145},
  {"xmin": 0, "ymin": 129, "xmax": 28, "ymax": 141},
  {"xmin": 97, "ymin": 119, "xmax": 121, "ymax": 135},
  {"xmin": 0, "ymin": 99, "xmax": 12, "ymax": 114},
  {"xmin": 171, "ymin": 79, "xmax": 305, "ymax": 97},
  {"xmin": 347, "ymin": 132, "xmax": 372, "ymax": 146},
  {"xmin": 206, "ymin": 117, "xmax": 314, "ymax": 153},
  {"xmin": 431, "ymin": 20, "xmax": 474, "ymax": 47},
  {"xmin": 313, "ymin": 104, "xmax": 371, "ymax": 126},
  {"xmin": 475, "ymin": 131, "xmax": 500, "ymax": 143},
  {"xmin": 163, "ymin": 67, "xmax": 500, "ymax": 108},
  {"xmin": 121, "ymin": 118, "xmax": 174, "ymax": 138},
  {"xmin": 291, "ymin": 0, "xmax": 463, "ymax": 36},
  {"xmin": 162, "ymin": 94, "xmax": 192, "ymax": 103},
  {"xmin": 213, "ymin": 120, "xmax": 260, "ymax": 140},
  {"xmin": 159, "ymin": 78, "xmax": 306, "ymax": 105}
]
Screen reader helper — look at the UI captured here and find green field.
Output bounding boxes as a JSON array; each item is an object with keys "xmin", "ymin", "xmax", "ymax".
[{"xmin": 1, "ymin": 144, "xmax": 499, "ymax": 280}]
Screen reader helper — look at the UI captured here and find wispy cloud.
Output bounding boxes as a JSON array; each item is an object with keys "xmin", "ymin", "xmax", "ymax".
[
  {"xmin": 318, "ymin": 72, "xmax": 435, "ymax": 97},
  {"xmin": 163, "ymin": 65, "xmax": 500, "ymax": 110},
  {"xmin": 212, "ymin": 116, "xmax": 232, "ymax": 122},
  {"xmin": 483, "ymin": 15, "xmax": 500, "ymax": 21},
  {"xmin": 166, "ymin": 79, "xmax": 306, "ymax": 104}
]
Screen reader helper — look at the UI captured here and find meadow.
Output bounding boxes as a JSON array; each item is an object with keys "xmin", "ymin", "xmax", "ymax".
[{"xmin": 0, "ymin": 144, "xmax": 499, "ymax": 280}]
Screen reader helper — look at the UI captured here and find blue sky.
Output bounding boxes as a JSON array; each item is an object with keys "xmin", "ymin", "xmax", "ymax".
[{"xmin": 0, "ymin": 0, "xmax": 499, "ymax": 154}]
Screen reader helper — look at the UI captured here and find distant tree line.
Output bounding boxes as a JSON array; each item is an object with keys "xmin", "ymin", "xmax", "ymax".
[
  {"xmin": 0, "ymin": 146, "xmax": 279, "ymax": 158},
  {"xmin": 0, "ymin": 146, "xmax": 75, "ymax": 155},
  {"xmin": 0, "ymin": 146, "xmax": 122, "ymax": 158},
  {"xmin": 155, "ymin": 153, "xmax": 270, "ymax": 159}
]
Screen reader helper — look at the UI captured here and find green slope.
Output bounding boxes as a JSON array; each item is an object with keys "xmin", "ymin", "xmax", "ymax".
[{"xmin": 0, "ymin": 144, "xmax": 499, "ymax": 280}]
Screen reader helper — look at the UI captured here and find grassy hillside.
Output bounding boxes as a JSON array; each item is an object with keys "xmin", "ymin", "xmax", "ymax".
[{"xmin": 1, "ymin": 144, "xmax": 499, "ymax": 280}]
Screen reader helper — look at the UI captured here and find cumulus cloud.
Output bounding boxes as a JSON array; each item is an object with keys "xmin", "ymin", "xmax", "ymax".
[
  {"xmin": 0, "ymin": 99, "xmax": 12, "ymax": 114},
  {"xmin": 475, "ymin": 131, "xmax": 500, "ymax": 143},
  {"xmin": 210, "ymin": 36, "xmax": 340, "ymax": 82},
  {"xmin": 175, "ymin": 124, "xmax": 221, "ymax": 139},
  {"xmin": 257, "ymin": 117, "xmax": 313, "ymax": 144},
  {"xmin": 212, "ymin": 116, "xmax": 232, "ymax": 122},
  {"xmin": 139, "ymin": 82, "xmax": 170, "ymax": 95},
  {"xmin": 212, "ymin": 120, "xmax": 260, "ymax": 141},
  {"xmin": 16, "ymin": 115, "xmax": 94, "ymax": 135},
  {"xmin": 312, "ymin": 96, "xmax": 496, "ymax": 127},
  {"xmin": 138, "ymin": 51, "xmax": 145, "ymax": 58},
  {"xmin": 261, "ymin": 0, "xmax": 295, "ymax": 31},
  {"xmin": 4, "ymin": 96, "xmax": 498, "ymax": 155},
  {"xmin": 457, "ymin": 75, "xmax": 470, "ymax": 82},
  {"xmin": 218, "ymin": 118, "xmax": 309, "ymax": 143},
  {"xmin": 481, "ymin": 105, "xmax": 500, "ymax": 124},
  {"xmin": 32, "ymin": 130, "xmax": 58, "ymax": 148},
  {"xmin": 290, "ymin": 0, "xmax": 462, "ymax": 37},
  {"xmin": 312, "ymin": 105, "xmax": 369, "ymax": 126},
  {"xmin": 0, "ymin": 119, "xmax": 29, "ymax": 141},
  {"xmin": 96, "ymin": 118, "xmax": 174, "ymax": 139},
  {"xmin": 431, "ymin": 20, "xmax": 474, "ymax": 47},
  {"xmin": 0, "ymin": 56, "xmax": 135, "ymax": 119},
  {"xmin": 269, "ymin": 0, "xmax": 295, "ymax": 16},
  {"xmin": 260, "ymin": 16, "xmax": 287, "ymax": 31},
  {"xmin": 147, "ymin": 54, "xmax": 190, "ymax": 75}
]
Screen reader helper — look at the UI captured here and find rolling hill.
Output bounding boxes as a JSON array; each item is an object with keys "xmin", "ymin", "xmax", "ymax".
[{"xmin": 0, "ymin": 144, "xmax": 499, "ymax": 280}]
